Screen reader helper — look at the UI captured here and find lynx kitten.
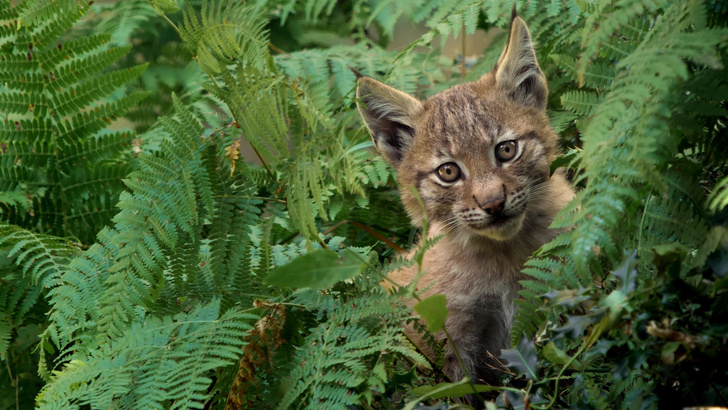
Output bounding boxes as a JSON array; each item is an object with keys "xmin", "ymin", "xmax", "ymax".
[{"xmin": 354, "ymin": 9, "xmax": 575, "ymax": 389}]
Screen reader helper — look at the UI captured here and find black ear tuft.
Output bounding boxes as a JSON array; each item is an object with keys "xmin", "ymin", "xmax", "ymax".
[{"xmin": 348, "ymin": 66, "xmax": 365, "ymax": 79}]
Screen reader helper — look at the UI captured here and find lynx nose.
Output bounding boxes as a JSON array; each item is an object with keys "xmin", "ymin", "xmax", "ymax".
[{"xmin": 474, "ymin": 195, "xmax": 505, "ymax": 215}]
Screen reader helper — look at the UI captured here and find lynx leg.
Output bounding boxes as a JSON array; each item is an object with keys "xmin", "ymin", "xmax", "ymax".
[{"xmin": 442, "ymin": 295, "xmax": 512, "ymax": 407}]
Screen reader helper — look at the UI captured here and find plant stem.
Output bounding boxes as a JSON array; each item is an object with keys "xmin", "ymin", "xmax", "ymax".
[
  {"xmin": 214, "ymin": 194, "xmax": 286, "ymax": 204},
  {"xmin": 461, "ymin": 22, "xmax": 466, "ymax": 79},
  {"xmin": 268, "ymin": 42, "xmax": 286, "ymax": 54},
  {"xmin": 242, "ymin": 135, "xmax": 275, "ymax": 179},
  {"xmin": 324, "ymin": 220, "xmax": 405, "ymax": 253},
  {"xmin": 5, "ymin": 351, "xmax": 17, "ymax": 410},
  {"xmin": 533, "ymin": 342, "xmax": 589, "ymax": 410},
  {"xmin": 636, "ymin": 188, "xmax": 653, "ymax": 256}
]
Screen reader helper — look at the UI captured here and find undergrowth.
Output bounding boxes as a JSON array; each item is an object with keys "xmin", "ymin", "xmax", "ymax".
[{"xmin": 0, "ymin": 0, "xmax": 727, "ymax": 408}]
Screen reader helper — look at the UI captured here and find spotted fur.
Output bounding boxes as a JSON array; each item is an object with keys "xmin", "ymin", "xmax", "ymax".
[{"xmin": 355, "ymin": 10, "xmax": 575, "ymax": 400}]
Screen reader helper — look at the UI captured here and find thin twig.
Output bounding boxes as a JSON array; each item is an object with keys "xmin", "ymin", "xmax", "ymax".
[
  {"xmin": 532, "ymin": 342, "xmax": 589, "ymax": 410},
  {"xmin": 214, "ymin": 194, "xmax": 286, "ymax": 204},
  {"xmin": 636, "ymin": 188, "xmax": 653, "ymax": 256},
  {"xmin": 268, "ymin": 42, "xmax": 287, "ymax": 55},
  {"xmin": 324, "ymin": 220, "xmax": 405, "ymax": 253},
  {"xmin": 712, "ymin": 382, "xmax": 728, "ymax": 406},
  {"xmin": 6, "ymin": 352, "xmax": 17, "ymax": 410},
  {"xmin": 461, "ymin": 22, "xmax": 466, "ymax": 79}
]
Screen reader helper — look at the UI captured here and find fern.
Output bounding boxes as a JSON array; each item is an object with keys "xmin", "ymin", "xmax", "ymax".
[
  {"xmin": 636, "ymin": 165, "xmax": 709, "ymax": 266},
  {"xmin": 0, "ymin": 224, "xmax": 80, "ymax": 361},
  {"xmin": 150, "ymin": 0, "xmax": 369, "ymax": 242},
  {"xmin": 275, "ymin": 44, "xmax": 442, "ymax": 100},
  {"xmin": 277, "ymin": 270, "xmax": 428, "ymax": 409},
  {"xmin": 709, "ymin": 175, "xmax": 728, "ymax": 213},
  {"xmin": 4, "ymin": 0, "xmax": 726, "ymax": 407},
  {"xmin": 37, "ymin": 300, "xmax": 256, "ymax": 409},
  {"xmin": 511, "ymin": 0, "xmax": 728, "ymax": 405},
  {"xmin": 547, "ymin": 0, "xmax": 728, "ymax": 276},
  {"xmin": 559, "ymin": 90, "xmax": 601, "ymax": 116},
  {"xmin": 38, "ymin": 88, "xmax": 272, "ymax": 405},
  {"xmin": 89, "ymin": 0, "xmax": 158, "ymax": 46},
  {"xmin": 176, "ymin": 1, "xmax": 269, "ymax": 75},
  {"xmin": 550, "ymin": 54, "xmax": 615, "ymax": 89},
  {"xmin": 0, "ymin": 0, "xmax": 148, "ymax": 243}
]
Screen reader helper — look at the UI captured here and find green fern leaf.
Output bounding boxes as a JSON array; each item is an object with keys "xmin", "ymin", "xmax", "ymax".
[
  {"xmin": 560, "ymin": 90, "xmax": 600, "ymax": 116},
  {"xmin": 38, "ymin": 300, "xmax": 256, "ymax": 409},
  {"xmin": 1, "ymin": 2, "xmax": 147, "ymax": 243}
]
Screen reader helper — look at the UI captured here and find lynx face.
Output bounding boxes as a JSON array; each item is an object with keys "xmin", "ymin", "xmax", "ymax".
[{"xmin": 355, "ymin": 13, "xmax": 556, "ymax": 242}]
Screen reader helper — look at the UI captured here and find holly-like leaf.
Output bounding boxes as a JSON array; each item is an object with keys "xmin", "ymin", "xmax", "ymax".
[
  {"xmin": 543, "ymin": 342, "xmax": 570, "ymax": 365},
  {"xmin": 612, "ymin": 251, "xmax": 639, "ymax": 292},
  {"xmin": 543, "ymin": 342, "xmax": 584, "ymax": 370},
  {"xmin": 414, "ymin": 294, "xmax": 448, "ymax": 332},
  {"xmin": 543, "ymin": 288, "xmax": 589, "ymax": 307},
  {"xmin": 551, "ymin": 315, "xmax": 597, "ymax": 341},
  {"xmin": 500, "ymin": 334, "xmax": 539, "ymax": 380},
  {"xmin": 652, "ymin": 244, "xmax": 688, "ymax": 280},
  {"xmin": 264, "ymin": 248, "xmax": 366, "ymax": 289}
]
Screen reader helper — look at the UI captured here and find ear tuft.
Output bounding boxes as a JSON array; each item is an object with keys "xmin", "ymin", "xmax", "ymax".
[
  {"xmin": 493, "ymin": 15, "xmax": 548, "ymax": 110},
  {"xmin": 355, "ymin": 77, "xmax": 422, "ymax": 167},
  {"xmin": 348, "ymin": 66, "xmax": 364, "ymax": 79}
]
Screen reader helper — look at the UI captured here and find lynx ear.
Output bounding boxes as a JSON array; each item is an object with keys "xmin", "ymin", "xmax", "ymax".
[
  {"xmin": 353, "ymin": 71, "xmax": 423, "ymax": 167},
  {"xmin": 492, "ymin": 12, "xmax": 548, "ymax": 110}
]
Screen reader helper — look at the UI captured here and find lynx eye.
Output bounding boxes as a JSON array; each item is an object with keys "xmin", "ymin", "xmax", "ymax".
[
  {"xmin": 436, "ymin": 162, "xmax": 461, "ymax": 183},
  {"xmin": 495, "ymin": 140, "xmax": 518, "ymax": 162}
]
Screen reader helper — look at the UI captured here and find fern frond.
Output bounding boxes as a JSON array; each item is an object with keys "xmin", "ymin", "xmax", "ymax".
[
  {"xmin": 709, "ymin": 175, "xmax": 728, "ymax": 213},
  {"xmin": 90, "ymin": 0, "xmax": 158, "ymax": 46},
  {"xmin": 1, "ymin": 1, "xmax": 147, "ymax": 243},
  {"xmin": 17, "ymin": 0, "xmax": 81, "ymax": 29},
  {"xmin": 0, "ymin": 223, "xmax": 80, "ymax": 359},
  {"xmin": 577, "ymin": 0, "xmax": 670, "ymax": 75},
  {"xmin": 80, "ymin": 94, "xmax": 206, "ymax": 340},
  {"xmin": 178, "ymin": 1, "xmax": 268, "ymax": 74},
  {"xmin": 550, "ymin": 54, "xmax": 615, "ymax": 89},
  {"xmin": 636, "ymin": 166, "xmax": 709, "ymax": 270},
  {"xmin": 0, "ymin": 190, "xmax": 32, "ymax": 213},
  {"xmin": 560, "ymin": 1, "xmax": 727, "ymax": 275},
  {"xmin": 37, "ymin": 300, "xmax": 256, "ymax": 409},
  {"xmin": 549, "ymin": 110, "xmax": 578, "ymax": 134},
  {"xmin": 0, "ymin": 311, "xmax": 10, "ymax": 361},
  {"xmin": 278, "ymin": 271, "xmax": 426, "ymax": 408},
  {"xmin": 560, "ymin": 90, "xmax": 600, "ymax": 117},
  {"xmin": 0, "ymin": 224, "xmax": 80, "ymax": 285},
  {"xmin": 511, "ymin": 296, "xmax": 544, "ymax": 347}
]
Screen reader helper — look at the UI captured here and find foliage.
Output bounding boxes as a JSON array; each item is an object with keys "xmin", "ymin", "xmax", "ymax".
[
  {"xmin": 506, "ymin": 0, "xmax": 728, "ymax": 407},
  {"xmin": 0, "ymin": 0, "xmax": 148, "ymax": 244},
  {"xmin": 0, "ymin": 0, "xmax": 726, "ymax": 408}
]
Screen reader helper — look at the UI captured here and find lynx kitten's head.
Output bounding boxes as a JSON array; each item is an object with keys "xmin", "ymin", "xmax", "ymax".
[{"xmin": 355, "ymin": 11, "xmax": 557, "ymax": 242}]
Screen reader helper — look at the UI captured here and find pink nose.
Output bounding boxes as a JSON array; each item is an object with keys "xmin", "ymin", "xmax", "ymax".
[{"xmin": 475, "ymin": 195, "xmax": 505, "ymax": 215}]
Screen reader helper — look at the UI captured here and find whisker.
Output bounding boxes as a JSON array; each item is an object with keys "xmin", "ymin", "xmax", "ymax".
[{"xmin": 441, "ymin": 215, "xmax": 462, "ymax": 237}]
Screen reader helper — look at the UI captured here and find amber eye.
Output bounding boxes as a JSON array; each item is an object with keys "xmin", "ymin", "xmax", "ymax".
[
  {"xmin": 436, "ymin": 162, "xmax": 461, "ymax": 183},
  {"xmin": 495, "ymin": 140, "xmax": 518, "ymax": 162}
]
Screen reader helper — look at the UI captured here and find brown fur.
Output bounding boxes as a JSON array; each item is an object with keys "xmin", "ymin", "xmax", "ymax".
[{"xmin": 354, "ymin": 11, "xmax": 575, "ymax": 397}]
